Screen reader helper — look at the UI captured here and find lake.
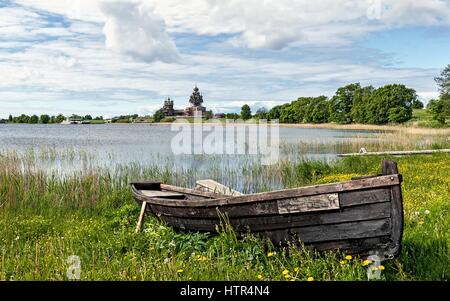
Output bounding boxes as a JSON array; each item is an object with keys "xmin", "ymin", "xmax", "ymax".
[{"xmin": 0, "ymin": 123, "xmax": 376, "ymax": 174}]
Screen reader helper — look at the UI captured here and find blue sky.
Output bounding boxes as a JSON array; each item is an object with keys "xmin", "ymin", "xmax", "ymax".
[{"xmin": 0, "ymin": 0, "xmax": 449, "ymax": 118}]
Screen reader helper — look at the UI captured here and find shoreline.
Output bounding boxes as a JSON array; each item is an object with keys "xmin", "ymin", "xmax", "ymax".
[{"xmin": 3, "ymin": 121, "xmax": 450, "ymax": 134}]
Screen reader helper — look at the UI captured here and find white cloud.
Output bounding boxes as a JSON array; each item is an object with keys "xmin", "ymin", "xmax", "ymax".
[
  {"xmin": 14, "ymin": 0, "xmax": 450, "ymax": 50},
  {"xmin": 417, "ymin": 91, "xmax": 440, "ymax": 101},
  {"xmin": 152, "ymin": 0, "xmax": 450, "ymax": 49},
  {"xmin": 100, "ymin": 1, "xmax": 180, "ymax": 63},
  {"xmin": 136, "ymin": 103, "xmax": 164, "ymax": 115}
]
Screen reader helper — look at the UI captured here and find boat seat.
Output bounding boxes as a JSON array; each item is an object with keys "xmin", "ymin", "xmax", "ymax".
[{"xmin": 140, "ymin": 190, "xmax": 185, "ymax": 199}]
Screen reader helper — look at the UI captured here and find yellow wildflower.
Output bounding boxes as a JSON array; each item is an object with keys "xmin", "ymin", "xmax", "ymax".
[
  {"xmin": 378, "ymin": 265, "xmax": 385, "ymax": 271},
  {"xmin": 177, "ymin": 269, "xmax": 183, "ymax": 273},
  {"xmin": 307, "ymin": 277, "xmax": 314, "ymax": 281},
  {"xmin": 362, "ymin": 260, "xmax": 371, "ymax": 266},
  {"xmin": 257, "ymin": 274, "xmax": 263, "ymax": 280},
  {"xmin": 282, "ymin": 269, "xmax": 289, "ymax": 275},
  {"xmin": 284, "ymin": 274, "xmax": 290, "ymax": 279},
  {"xmin": 418, "ymin": 221, "xmax": 424, "ymax": 225},
  {"xmin": 340, "ymin": 260, "xmax": 346, "ymax": 265},
  {"xmin": 345, "ymin": 255, "xmax": 352, "ymax": 260},
  {"xmin": 294, "ymin": 267, "xmax": 299, "ymax": 272},
  {"xmin": 267, "ymin": 252, "xmax": 274, "ymax": 257}
]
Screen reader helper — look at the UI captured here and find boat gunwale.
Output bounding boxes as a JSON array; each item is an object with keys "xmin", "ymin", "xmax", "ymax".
[{"xmin": 131, "ymin": 174, "xmax": 401, "ymax": 208}]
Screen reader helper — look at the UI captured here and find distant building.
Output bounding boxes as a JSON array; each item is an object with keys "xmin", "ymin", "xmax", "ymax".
[
  {"xmin": 162, "ymin": 98, "xmax": 184, "ymax": 116},
  {"xmin": 162, "ymin": 86, "xmax": 208, "ymax": 117},
  {"xmin": 61, "ymin": 116, "xmax": 83, "ymax": 124},
  {"xmin": 213, "ymin": 113, "xmax": 225, "ymax": 119}
]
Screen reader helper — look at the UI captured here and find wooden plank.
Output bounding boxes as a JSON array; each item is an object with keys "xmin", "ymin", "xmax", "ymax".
[
  {"xmin": 196, "ymin": 179, "xmax": 244, "ymax": 196},
  {"xmin": 382, "ymin": 160, "xmax": 404, "ymax": 257},
  {"xmin": 159, "ymin": 184, "xmax": 226, "ymax": 198},
  {"xmin": 262, "ymin": 218, "xmax": 391, "ymax": 244},
  {"xmin": 140, "ymin": 190, "xmax": 185, "ymax": 198},
  {"xmin": 339, "ymin": 188, "xmax": 390, "ymax": 207},
  {"xmin": 338, "ymin": 148, "xmax": 450, "ymax": 157},
  {"xmin": 147, "ymin": 201, "xmax": 278, "ymax": 218},
  {"xmin": 306, "ymin": 236, "xmax": 392, "ymax": 255},
  {"xmin": 144, "ymin": 186, "xmax": 392, "ymax": 219},
  {"xmin": 277, "ymin": 193, "xmax": 339, "ymax": 214},
  {"xmin": 147, "ymin": 175, "xmax": 400, "ymax": 207},
  {"xmin": 159, "ymin": 201, "xmax": 391, "ymax": 232},
  {"xmin": 135, "ymin": 202, "xmax": 147, "ymax": 233}
]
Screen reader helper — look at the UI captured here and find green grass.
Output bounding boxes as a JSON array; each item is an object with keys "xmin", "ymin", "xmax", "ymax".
[
  {"xmin": 407, "ymin": 109, "xmax": 447, "ymax": 128},
  {"xmin": 0, "ymin": 153, "xmax": 449, "ymax": 280},
  {"xmin": 88, "ymin": 120, "xmax": 106, "ymax": 124}
]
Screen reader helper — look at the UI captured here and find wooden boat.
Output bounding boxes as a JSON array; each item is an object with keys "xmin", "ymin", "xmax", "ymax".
[{"xmin": 131, "ymin": 160, "xmax": 403, "ymax": 257}]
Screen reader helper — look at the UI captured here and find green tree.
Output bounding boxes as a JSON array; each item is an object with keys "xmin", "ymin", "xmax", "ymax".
[
  {"xmin": 279, "ymin": 103, "xmax": 295, "ymax": 123},
  {"xmin": 365, "ymin": 84, "xmax": 415, "ymax": 124},
  {"xmin": 291, "ymin": 98, "xmax": 309, "ymax": 123},
  {"xmin": 83, "ymin": 115, "xmax": 93, "ymax": 121},
  {"xmin": 428, "ymin": 97, "xmax": 450, "ymax": 125},
  {"xmin": 153, "ymin": 109, "xmax": 165, "ymax": 122},
  {"xmin": 350, "ymin": 86, "xmax": 374, "ymax": 123},
  {"xmin": 55, "ymin": 114, "xmax": 65, "ymax": 123},
  {"xmin": 411, "ymin": 99, "xmax": 424, "ymax": 109},
  {"xmin": 268, "ymin": 105, "xmax": 281, "ymax": 120},
  {"xmin": 225, "ymin": 113, "xmax": 240, "ymax": 120},
  {"xmin": 17, "ymin": 114, "xmax": 30, "ymax": 123},
  {"xmin": 240, "ymin": 104, "xmax": 252, "ymax": 120},
  {"xmin": 435, "ymin": 64, "xmax": 450, "ymax": 96},
  {"xmin": 388, "ymin": 107, "xmax": 410, "ymax": 123},
  {"xmin": 40, "ymin": 114, "xmax": 50, "ymax": 124},
  {"xmin": 329, "ymin": 83, "xmax": 362, "ymax": 124},
  {"xmin": 8, "ymin": 115, "xmax": 12, "ymax": 122},
  {"xmin": 304, "ymin": 96, "xmax": 330, "ymax": 123},
  {"xmin": 29, "ymin": 115, "xmax": 39, "ymax": 124}
]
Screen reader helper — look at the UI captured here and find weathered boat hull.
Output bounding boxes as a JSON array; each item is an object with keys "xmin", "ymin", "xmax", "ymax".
[{"xmin": 131, "ymin": 160, "xmax": 403, "ymax": 257}]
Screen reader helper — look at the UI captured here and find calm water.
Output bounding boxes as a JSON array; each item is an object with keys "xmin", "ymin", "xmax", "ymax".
[{"xmin": 0, "ymin": 123, "xmax": 375, "ymax": 174}]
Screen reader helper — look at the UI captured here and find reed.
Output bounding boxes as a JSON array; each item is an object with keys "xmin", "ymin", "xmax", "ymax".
[{"xmin": 277, "ymin": 122, "xmax": 450, "ymax": 133}]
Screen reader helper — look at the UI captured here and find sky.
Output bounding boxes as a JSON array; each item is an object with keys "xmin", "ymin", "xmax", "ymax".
[{"xmin": 0, "ymin": 0, "xmax": 449, "ymax": 118}]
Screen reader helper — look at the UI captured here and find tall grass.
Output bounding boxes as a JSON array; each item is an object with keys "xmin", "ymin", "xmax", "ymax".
[
  {"xmin": 281, "ymin": 128, "xmax": 450, "ymax": 155},
  {"xmin": 0, "ymin": 148, "xmax": 449, "ymax": 280}
]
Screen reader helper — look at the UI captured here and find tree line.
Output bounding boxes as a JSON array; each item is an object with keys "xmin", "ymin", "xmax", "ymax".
[
  {"xmin": 241, "ymin": 83, "xmax": 422, "ymax": 124},
  {"xmin": 427, "ymin": 65, "xmax": 450, "ymax": 125},
  {"xmin": 5, "ymin": 114, "xmax": 104, "ymax": 124},
  {"xmin": 235, "ymin": 65, "xmax": 449, "ymax": 126}
]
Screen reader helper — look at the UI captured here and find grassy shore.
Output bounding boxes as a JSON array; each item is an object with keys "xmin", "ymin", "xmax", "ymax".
[{"xmin": 0, "ymin": 149, "xmax": 449, "ymax": 280}]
